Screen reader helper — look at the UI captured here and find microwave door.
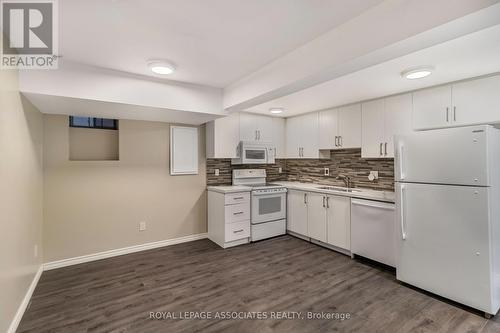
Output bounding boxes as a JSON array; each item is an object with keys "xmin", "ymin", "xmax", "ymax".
[{"xmin": 243, "ymin": 148, "xmax": 267, "ymax": 164}]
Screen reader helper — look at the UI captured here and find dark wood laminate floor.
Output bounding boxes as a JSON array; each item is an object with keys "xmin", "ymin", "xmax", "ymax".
[{"xmin": 17, "ymin": 236, "xmax": 500, "ymax": 333}]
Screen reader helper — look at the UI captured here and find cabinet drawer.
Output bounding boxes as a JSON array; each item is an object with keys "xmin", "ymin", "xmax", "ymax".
[
  {"xmin": 225, "ymin": 192, "xmax": 250, "ymax": 205},
  {"xmin": 225, "ymin": 203, "xmax": 250, "ymax": 223},
  {"xmin": 225, "ymin": 220, "xmax": 250, "ymax": 242}
]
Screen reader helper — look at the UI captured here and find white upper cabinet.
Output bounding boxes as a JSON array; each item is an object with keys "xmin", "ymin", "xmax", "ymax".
[
  {"xmin": 206, "ymin": 112, "xmax": 240, "ymax": 158},
  {"xmin": 239, "ymin": 112, "xmax": 260, "ymax": 141},
  {"xmin": 271, "ymin": 117, "xmax": 286, "ymax": 158},
  {"xmin": 338, "ymin": 104, "xmax": 362, "ymax": 149},
  {"xmin": 318, "ymin": 108, "xmax": 339, "ymax": 149},
  {"xmin": 413, "ymin": 85, "xmax": 452, "ymax": 130},
  {"xmin": 413, "ymin": 74, "xmax": 500, "ymax": 130},
  {"xmin": 286, "ymin": 112, "xmax": 326, "ymax": 158},
  {"xmin": 384, "ymin": 93, "xmax": 412, "ymax": 157},
  {"xmin": 452, "ymin": 75, "xmax": 500, "ymax": 126},
  {"xmin": 301, "ymin": 112, "xmax": 321, "ymax": 158},
  {"xmin": 361, "ymin": 99, "xmax": 385, "ymax": 158},
  {"xmin": 319, "ymin": 104, "xmax": 361, "ymax": 150},
  {"xmin": 362, "ymin": 93, "xmax": 412, "ymax": 158},
  {"xmin": 285, "ymin": 116, "xmax": 302, "ymax": 158},
  {"xmin": 239, "ymin": 112, "xmax": 274, "ymax": 142}
]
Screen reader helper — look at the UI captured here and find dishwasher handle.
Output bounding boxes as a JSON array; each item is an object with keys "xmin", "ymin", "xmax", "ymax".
[{"xmin": 351, "ymin": 199, "xmax": 395, "ymax": 210}]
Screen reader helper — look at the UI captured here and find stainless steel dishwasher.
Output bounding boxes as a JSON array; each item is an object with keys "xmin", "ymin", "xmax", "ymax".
[{"xmin": 351, "ymin": 199, "xmax": 396, "ymax": 267}]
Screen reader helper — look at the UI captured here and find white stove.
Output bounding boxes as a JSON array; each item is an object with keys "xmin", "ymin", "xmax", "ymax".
[{"xmin": 232, "ymin": 169, "xmax": 287, "ymax": 241}]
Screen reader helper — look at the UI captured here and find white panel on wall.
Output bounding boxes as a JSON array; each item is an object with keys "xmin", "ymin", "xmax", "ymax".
[{"xmin": 170, "ymin": 126, "xmax": 198, "ymax": 175}]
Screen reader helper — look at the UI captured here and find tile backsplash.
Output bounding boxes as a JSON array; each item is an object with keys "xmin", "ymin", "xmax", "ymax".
[
  {"xmin": 207, "ymin": 149, "xmax": 394, "ymax": 191},
  {"xmin": 206, "ymin": 159, "xmax": 287, "ymax": 186}
]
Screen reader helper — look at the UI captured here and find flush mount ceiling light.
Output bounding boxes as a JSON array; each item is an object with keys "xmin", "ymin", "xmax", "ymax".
[
  {"xmin": 401, "ymin": 66, "xmax": 434, "ymax": 80},
  {"xmin": 269, "ymin": 107, "xmax": 284, "ymax": 114},
  {"xmin": 148, "ymin": 60, "xmax": 176, "ymax": 75}
]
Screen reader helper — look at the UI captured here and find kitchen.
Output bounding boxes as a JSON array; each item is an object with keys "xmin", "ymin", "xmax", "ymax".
[{"xmin": 3, "ymin": 1, "xmax": 500, "ymax": 333}]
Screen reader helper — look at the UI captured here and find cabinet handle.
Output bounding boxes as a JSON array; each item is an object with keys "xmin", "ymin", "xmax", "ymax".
[
  {"xmin": 446, "ymin": 107, "xmax": 449, "ymax": 122},
  {"xmin": 233, "ymin": 197, "xmax": 244, "ymax": 200},
  {"xmin": 339, "ymin": 136, "xmax": 343, "ymax": 147},
  {"xmin": 326, "ymin": 196, "xmax": 330, "ymax": 208},
  {"xmin": 322, "ymin": 196, "xmax": 326, "ymax": 208},
  {"xmin": 453, "ymin": 107, "xmax": 456, "ymax": 122},
  {"xmin": 258, "ymin": 130, "xmax": 261, "ymax": 140},
  {"xmin": 334, "ymin": 136, "xmax": 338, "ymax": 147},
  {"xmin": 234, "ymin": 229, "xmax": 244, "ymax": 233},
  {"xmin": 304, "ymin": 193, "xmax": 307, "ymax": 204},
  {"xmin": 380, "ymin": 143, "xmax": 383, "ymax": 156},
  {"xmin": 233, "ymin": 212, "xmax": 244, "ymax": 215},
  {"xmin": 384, "ymin": 142, "xmax": 387, "ymax": 156}
]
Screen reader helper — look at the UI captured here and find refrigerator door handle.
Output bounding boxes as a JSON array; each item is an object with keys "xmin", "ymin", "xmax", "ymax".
[
  {"xmin": 399, "ymin": 144, "xmax": 405, "ymax": 180},
  {"xmin": 400, "ymin": 185, "xmax": 407, "ymax": 240}
]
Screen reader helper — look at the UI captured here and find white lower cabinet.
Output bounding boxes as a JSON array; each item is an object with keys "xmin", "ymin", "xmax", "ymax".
[
  {"xmin": 208, "ymin": 190, "xmax": 251, "ymax": 248},
  {"xmin": 326, "ymin": 195, "xmax": 351, "ymax": 251},
  {"xmin": 307, "ymin": 192, "xmax": 327, "ymax": 243},
  {"xmin": 287, "ymin": 190, "xmax": 351, "ymax": 251},
  {"xmin": 287, "ymin": 190, "xmax": 308, "ymax": 236}
]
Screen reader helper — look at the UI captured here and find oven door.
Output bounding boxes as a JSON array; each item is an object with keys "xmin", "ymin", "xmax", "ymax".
[
  {"xmin": 251, "ymin": 192, "xmax": 286, "ymax": 224},
  {"xmin": 242, "ymin": 146, "xmax": 268, "ymax": 164}
]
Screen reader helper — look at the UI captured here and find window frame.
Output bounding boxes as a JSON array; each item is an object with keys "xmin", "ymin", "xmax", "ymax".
[{"xmin": 69, "ymin": 116, "xmax": 119, "ymax": 130}]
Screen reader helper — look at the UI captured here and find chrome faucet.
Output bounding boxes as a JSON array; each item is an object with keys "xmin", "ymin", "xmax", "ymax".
[{"xmin": 337, "ymin": 174, "xmax": 352, "ymax": 188}]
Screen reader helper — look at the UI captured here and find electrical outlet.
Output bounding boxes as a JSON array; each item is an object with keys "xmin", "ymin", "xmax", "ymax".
[
  {"xmin": 278, "ymin": 167, "xmax": 282, "ymax": 173},
  {"xmin": 34, "ymin": 244, "xmax": 38, "ymax": 258},
  {"xmin": 139, "ymin": 221, "xmax": 147, "ymax": 231},
  {"xmin": 324, "ymin": 167, "xmax": 330, "ymax": 176},
  {"xmin": 214, "ymin": 169, "xmax": 220, "ymax": 176}
]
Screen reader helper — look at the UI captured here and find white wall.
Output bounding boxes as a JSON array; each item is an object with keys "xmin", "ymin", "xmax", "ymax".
[
  {"xmin": 43, "ymin": 116, "xmax": 207, "ymax": 262},
  {"xmin": 0, "ymin": 69, "xmax": 44, "ymax": 332}
]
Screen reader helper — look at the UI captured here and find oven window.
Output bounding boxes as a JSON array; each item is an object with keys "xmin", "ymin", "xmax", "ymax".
[
  {"xmin": 245, "ymin": 149, "xmax": 266, "ymax": 160},
  {"xmin": 259, "ymin": 196, "xmax": 282, "ymax": 215}
]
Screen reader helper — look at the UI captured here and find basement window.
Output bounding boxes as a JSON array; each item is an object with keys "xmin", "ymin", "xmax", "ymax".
[
  {"xmin": 69, "ymin": 116, "xmax": 119, "ymax": 161},
  {"xmin": 69, "ymin": 116, "xmax": 118, "ymax": 130}
]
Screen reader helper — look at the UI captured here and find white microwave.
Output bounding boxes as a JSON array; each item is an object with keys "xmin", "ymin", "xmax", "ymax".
[{"xmin": 231, "ymin": 141, "xmax": 275, "ymax": 165}]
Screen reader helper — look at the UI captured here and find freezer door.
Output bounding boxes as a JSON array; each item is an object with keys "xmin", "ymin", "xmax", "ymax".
[
  {"xmin": 396, "ymin": 182, "xmax": 493, "ymax": 313},
  {"xmin": 394, "ymin": 125, "xmax": 489, "ymax": 186}
]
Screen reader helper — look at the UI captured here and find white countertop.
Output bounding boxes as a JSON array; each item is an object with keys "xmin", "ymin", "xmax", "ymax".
[
  {"xmin": 207, "ymin": 185, "xmax": 252, "ymax": 194},
  {"xmin": 274, "ymin": 181, "xmax": 395, "ymax": 203},
  {"xmin": 207, "ymin": 182, "xmax": 395, "ymax": 203}
]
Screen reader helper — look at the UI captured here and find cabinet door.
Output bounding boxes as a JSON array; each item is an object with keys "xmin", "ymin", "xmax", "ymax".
[
  {"xmin": 338, "ymin": 104, "xmax": 361, "ymax": 149},
  {"xmin": 307, "ymin": 192, "xmax": 327, "ymax": 242},
  {"xmin": 272, "ymin": 117, "xmax": 286, "ymax": 158},
  {"xmin": 207, "ymin": 112, "xmax": 239, "ymax": 158},
  {"xmin": 286, "ymin": 116, "xmax": 302, "ymax": 158},
  {"xmin": 318, "ymin": 108, "xmax": 339, "ymax": 149},
  {"xmin": 257, "ymin": 115, "xmax": 274, "ymax": 142},
  {"xmin": 239, "ymin": 113, "xmax": 259, "ymax": 141},
  {"xmin": 452, "ymin": 75, "xmax": 500, "ymax": 126},
  {"xmin": 412, "ymin": 85, "xmax": 452, "ymax": 130},
  {"xmin": 384, "ymin": 93, "xmax": 412, "ymax": 157},
  {"xmin": 327, "ymin": 195, "xmax": 351, "ymax": 250},
  {"xmin": 361, "ymin": 99, "xmax": 385, "ymax": 158},
  {"xmin": 300, "ymin": 112, "xmax": 320, "ymax": 158},
  {"xmin": 287, "ymin": 190, "xmax": 308, "ymax": 236}
]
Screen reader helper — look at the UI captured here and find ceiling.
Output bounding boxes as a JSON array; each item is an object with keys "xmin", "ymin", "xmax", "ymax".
[
  {"xmin": 59, "ymin": 0, "xmax": 384, "ymax": 88},
  {"xmin": 245, "ymin": 24, "xmax": 500, "ymax": 117}
]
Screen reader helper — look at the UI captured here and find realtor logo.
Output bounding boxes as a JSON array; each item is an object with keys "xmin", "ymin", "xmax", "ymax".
[{"xmin": 1, "ymin": 0, "xmax": 58, "ymax": 69}]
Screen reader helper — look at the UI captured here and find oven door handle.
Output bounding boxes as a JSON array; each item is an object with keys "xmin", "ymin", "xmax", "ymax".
[{"xmin": 251, "ymin": 191, "xmax": 287, "ymax": 197}]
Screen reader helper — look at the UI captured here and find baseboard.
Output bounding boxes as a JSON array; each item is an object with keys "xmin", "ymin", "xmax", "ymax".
[
  {"xmin": 7, "ymin": 265, "xmax": 43, "ymax": 333},
  {"xmin": 43, "ymin": 233, "xmax": 208, "ymax": 271}
]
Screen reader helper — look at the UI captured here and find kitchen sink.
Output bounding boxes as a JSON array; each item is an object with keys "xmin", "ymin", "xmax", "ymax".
[{"xmin": 316, "ymin": 186, "xmax": 361, "ymax": 193}]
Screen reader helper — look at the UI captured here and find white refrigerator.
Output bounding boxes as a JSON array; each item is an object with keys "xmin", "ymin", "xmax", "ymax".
[{"xmin": 394, "ymin": 125, "xmax": 500, "ymax": 316}]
